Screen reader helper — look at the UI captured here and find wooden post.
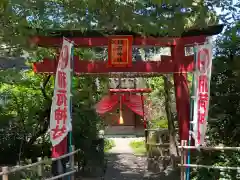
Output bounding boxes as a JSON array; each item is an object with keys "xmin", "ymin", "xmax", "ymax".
[
  {"xmin": 145, "ymin": 129, "xmax": 148, "ymax": 154},
  {"xmin": 158, "ymin": 131, "xmax": 164, "ymax": 157},
  {"xmin": 37, "ymin": 157, "xmax": 42, "ymax": 177},
  {"xmin": 71, "ymin": 145, "xmax": 75, "ymax": 180},
  {"xmin": 2, "ymin": 166, "xmax": 8, "ymax": 180}
]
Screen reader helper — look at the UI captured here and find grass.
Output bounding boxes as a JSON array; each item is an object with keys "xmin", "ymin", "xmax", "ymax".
[
  {"xmin": 129, "ymin": 140, "xmax": 146, "ymax": 156},
  {"xmin": 104, "ymin": 138, "xmax": 115, "ymax": 152}
]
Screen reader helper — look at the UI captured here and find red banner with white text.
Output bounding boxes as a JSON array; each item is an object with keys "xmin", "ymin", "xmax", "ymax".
[
  {"xmin": 50, "ymin": 39, "xmax": 73, "ymax": 147},
  {"xmin": 192, "ymin": 43, "xmax": 212, "ymax": 147}
]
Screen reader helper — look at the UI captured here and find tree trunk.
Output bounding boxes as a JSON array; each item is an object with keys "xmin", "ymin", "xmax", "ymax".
[{"xmin": 162, "ymin": 74, "xmax": 179, "ymax": 166}]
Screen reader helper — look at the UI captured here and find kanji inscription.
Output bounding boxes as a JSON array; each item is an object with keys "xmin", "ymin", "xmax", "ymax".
[{"xmin": 108, "ymin": 36, "xmax": 133, "ymax": 67}]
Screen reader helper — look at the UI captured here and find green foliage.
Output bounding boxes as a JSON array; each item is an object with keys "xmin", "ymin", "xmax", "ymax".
[
  {"xmin": 148, "ymin": 77, "xmax": 165, "ymax": 121},
  {"xmin": 129, "ymin": 140, "xmax": 146, "ymax": 155},
  {"xmin": 104, "ymin": 139, "xmax": 115, "ymax": 152},
  {"xmin": 0, "ymin": 69, "xmax": 51, "ymax": 163},
  {"xmin": 150, "ymin": 117, "xmax": 168, "ymax": 129},
  {"xmin": 148, "ymin": 75, "xmax": 176, "ymax": 129},
  {"xmin": 1, "ymin": 0, "xmax": 236, "ymax": 56},
  {"xmin": 0, "ymin": 67, "xmax": 106, "ymax": 165}
]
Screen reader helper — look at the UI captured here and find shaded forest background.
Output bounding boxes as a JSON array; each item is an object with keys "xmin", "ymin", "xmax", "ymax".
[{"xmin": 0, "ymin": 0, "xmax": 239, "ymax": 179}]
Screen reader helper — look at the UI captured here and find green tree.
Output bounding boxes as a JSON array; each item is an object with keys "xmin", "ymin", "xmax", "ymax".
[
  {"xmin": 0, "ymin": 66, "xmax": 106, "ymax": 164},
  {"xmin": 1, "ymin": 0, "xmax": 235, "ymax": 56},
  {"xmin": 0, "ymin": 69, "xmax": 52, "ymax": 163}
]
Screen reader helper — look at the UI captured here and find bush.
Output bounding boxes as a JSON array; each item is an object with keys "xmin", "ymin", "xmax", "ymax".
[
  {"xmin": 129, "ymin": 140, "xmax": 146, "ymax": 155},
  {"xmin": 150, "ymin": 117, "xmax": 168, "ymax": 129},
  {"xmin": 104, "ymin": 139, "xmax": 115, "ymax": 152}
]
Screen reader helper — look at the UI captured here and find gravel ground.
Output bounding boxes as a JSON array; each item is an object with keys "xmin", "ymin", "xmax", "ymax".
[
  {"xmin": 78, "ymin": 137, "xmax": 180, "ymax": 180},
  {"xmin": 104, "ymin": 138, "xmax": 147, "ymax": 180},
  {"xmin": 78, "ymin": 137, "xmax": 146, "ymax": 180},
  {"xmin": 108, "ymin": 137, "xmax": 144, "ymax": 154},
  {"xmin": 104, "ymin": 153, "xmax": 147, "ymax": 180}
]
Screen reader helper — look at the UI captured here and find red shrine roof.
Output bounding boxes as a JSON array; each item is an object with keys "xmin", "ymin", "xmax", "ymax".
[
  {"xmin": 29, "ymin": 24, "xmax": 224, "ymax": 47},
  {"xmin": 109, "ymin": 88, "xmax": 152, "ymax": 93},
  {"xmin": 31, "ymin": 24, "xmax": 224, "ymax": 38}
]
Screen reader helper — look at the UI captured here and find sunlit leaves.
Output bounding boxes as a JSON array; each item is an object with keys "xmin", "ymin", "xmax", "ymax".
[
  {"xmin": 1, "ymin": 0, "xmax": 237, "ymax": 57},
  {"xmin": 27, "ymin": 47, "xmax": 57, "ymax": 62},
  {"xmin": 0, "ymin": 69, "xmax": 46, "ymax": 139}
]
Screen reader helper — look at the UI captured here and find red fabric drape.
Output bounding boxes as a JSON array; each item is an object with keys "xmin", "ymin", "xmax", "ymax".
[
  {"xmin": 95, "ymin": 94, "xmax": 148, "ymax": 118},
  {"xmin": 95, "ymin": 95, "xmax": 119, "ymax": 114},
  {"xmin": 123, "ymin": 94, "xmax": 148, "ymax": 117}
]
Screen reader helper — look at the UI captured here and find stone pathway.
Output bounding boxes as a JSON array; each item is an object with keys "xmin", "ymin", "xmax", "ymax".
[
  {"xmin": 104, "ymin": 153, "xmax": 146, "ymax": 180},
  {"xmin": 108, "ymin": 137, "xmax": 141, "ymax": 154},
  {"xmin": 103, "ymin": 137, "xmax": 147, "ymax": 180},
  {"xmin": 78, "ymin": 137, "xmax": 179, "ymax": 180}
]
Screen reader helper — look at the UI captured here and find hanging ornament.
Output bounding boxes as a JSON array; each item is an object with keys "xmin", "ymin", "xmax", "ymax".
[
  {"xmin": 118, "ymin": 95, "xmax": 124, "ymax": 124},
  {"xmin": 95, "ymin": 77, "xmax": 100, "ymax": 91},
  {"xmin": 119, "ymin": 110, "xmax": 124, "ymax": 124}
]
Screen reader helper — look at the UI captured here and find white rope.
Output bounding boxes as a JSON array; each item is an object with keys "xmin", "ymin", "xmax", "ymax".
[
  {"xmin": 179, "ymin": 164, "xmax": 240, "ymax": 171},
  {"xmin": 45, "ymin": 170, "xmax": 76, "ymax": 180},
  {"xmin": 178, "ymin": 146, "xmax": 240, "ymax": 151}
]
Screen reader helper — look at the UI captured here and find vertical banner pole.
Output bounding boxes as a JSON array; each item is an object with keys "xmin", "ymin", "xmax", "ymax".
[
  {"xmin": 180, "ymin": 140, "xmax": 184, "ymax": 180},
  {"xmin": 193, "ymin": 43, "xmax": 213, "ymax": 146},
  {"xmin": 50, "ymin": 38, "xmax": 74, "ymax": 177},
  {"xmin": 68, "ymin": 42, "xmax": 74, "ymax": 180},
  {"xmin": 186, "ymin": 46, "xmax": 197, "ymax": 180},
  {"xmin": 187, "ymin": 39, "xmax": 213, "ymax": 179}
]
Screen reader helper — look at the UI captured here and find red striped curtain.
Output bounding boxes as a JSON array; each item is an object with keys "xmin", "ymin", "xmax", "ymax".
[
  {"xmin": 123, "ymin": 94, "xmax": 148, "ymax": 117},
  {"xmin": 95, "ymin": 94, "xmax": 148, "ymax": 117},
  {"xmin": 95, "ymin": 95, "xmax": 119, "ymax": 114}
]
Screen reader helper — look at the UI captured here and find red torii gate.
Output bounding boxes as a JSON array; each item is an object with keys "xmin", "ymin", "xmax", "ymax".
[{"xmin": 31, "ymin": 24, "xmax": 223, "ymax": 141}]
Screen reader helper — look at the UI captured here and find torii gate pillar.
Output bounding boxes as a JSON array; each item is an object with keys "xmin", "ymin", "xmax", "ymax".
[{"xmin": 173, "ymin": 42, "xmax": 190, "ymax": 141}]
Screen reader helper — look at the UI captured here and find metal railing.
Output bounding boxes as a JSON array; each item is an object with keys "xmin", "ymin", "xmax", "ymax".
[
  {"xmin": 144, "ymin": 136, "xmax": 240, "ymax": 179},
  {"xmin": 0, "ymin": 145, "xmax": 80, "ymax": 180},
  {"xmin": 178, "ymin": 140, "xmax": 240, "ymax": 180}
]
